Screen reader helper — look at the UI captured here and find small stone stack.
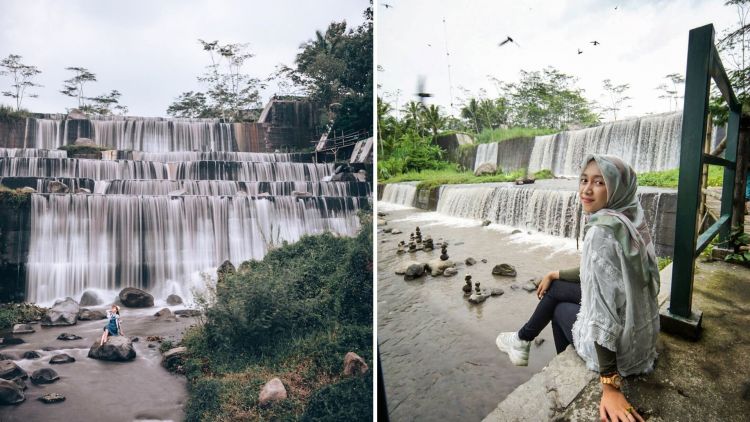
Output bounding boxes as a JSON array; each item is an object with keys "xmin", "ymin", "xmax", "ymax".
[
  {"xmin": 462, "ymin": 274, "xmax": 473, "ymax": 294},
  {"xmin": 415, "ymin": 227, "xmax": 423, "ymax": 244},
  {"xmin": 423, "ymin": 236, "xmax": 434, "ymax": 251},
  {"xmin": 440, "ymin": 243, "xmax": 449, "ymax": 261}
]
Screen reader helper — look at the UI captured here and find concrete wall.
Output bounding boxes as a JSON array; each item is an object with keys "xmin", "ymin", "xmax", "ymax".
[{"xmin": 496, "ymin": 137, "xmax": 535, "ymax": 173}]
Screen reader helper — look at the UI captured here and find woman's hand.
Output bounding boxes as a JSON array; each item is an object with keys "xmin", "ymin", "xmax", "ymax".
[
  {"xmin": 536, "ymin": 271, "xmax": 558, "ymax": 299},
  {"xmin": 599, "ymin": 384, "xmax": 644, "ymax": 422}
]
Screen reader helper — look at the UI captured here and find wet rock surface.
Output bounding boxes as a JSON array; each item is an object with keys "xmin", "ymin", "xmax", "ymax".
[
  {"xmin": 87, "ymin": 336, "xmax": 136, "ymax": 361},
  {"xmin": 41, "ymin": 298, "xmax": 79, "ymax": 326},
  {"xmin": 118, "ymin": 288, "xmax": 154, "ymax": 308}
]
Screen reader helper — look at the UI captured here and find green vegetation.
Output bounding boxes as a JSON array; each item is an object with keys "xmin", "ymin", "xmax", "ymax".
[
  {"xmin": 381, "ymin": 167, "xmax": 524, "ymax": 190},
  {"xmin": 638, "ymin": 166, "xmax": 724, "ymax": 188},
  {"xmin": 475, "ymin": 127, "xmax": 557, "ymax": 144},
  {"xmin": 657, "ymin": 256, "xmax": 673, "ymax": 271},
  {"xmin": 0, "ymin": 303, "xmax": 46, "ymax": 331},
  {"xmin": 180, "ymin": 218, "xmax": 372, "ymax": 421},
  {"xmin": 0, "ymin": 104, "xmax": 31, "ymax": 123},
  {"xmin": 0, "ymin": 184, "xmax": 32, "ymax": 209},
  {"xmin": 532, "ymin": 169, "xmax": 555, "ymax": 180}
]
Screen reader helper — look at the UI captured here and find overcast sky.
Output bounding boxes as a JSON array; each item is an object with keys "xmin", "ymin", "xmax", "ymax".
[
  {"xmin": 0, "ymin": 0, "xmax": 368, "ymax": 116},
  {"xmin": 377, "ymin": 0, "xmax": 739, "ymax": 121}
]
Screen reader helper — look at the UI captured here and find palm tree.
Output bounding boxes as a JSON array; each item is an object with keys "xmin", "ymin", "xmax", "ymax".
[
  {"xmin": 421, "ymin": 104, "xmax": 446, "ymax": 138},
  {"xmin": 460, "ymin": 98, "xmax": 481, "ymax": 134},
  {"xmin": 402, "ymin": 101, "xmax": 423, "ymax": 133}
]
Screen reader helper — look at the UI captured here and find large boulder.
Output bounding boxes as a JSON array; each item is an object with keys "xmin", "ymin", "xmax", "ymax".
[
  {"xmin": 162, "ymin": 346, "xmax": 187, "ymax": 370},
  {"xmin": 22, "ymin": 351, "xmax": 40, "ymax": 360},
  {"xmin": 118, "ymin": 287, "xmax": 154, "ymax": 308},
  {"xmin": 0, "ymin": 379, "xmax": 24, "ymax": 404},
  {"xmin": 30, "ymin": 368, "xmax": 59, "ymax": 385},
  {"xmin": 404, "ymin": 264, "xmax": 425, "ymax": 281},
  {"xmin": 47, "ymin": 181, "xmax": 69, "ymax": 194},
  {"xmin": 0, "ymin": 361, "xmax": 27, "ymax": 380},
  {"xmin": 474, "ymin": 162, "xmax": 498, "ymax": 176},
  {"xmin": 166, "ymin": 294, "xmax": 183, "ymax": 306},
  {"xmin": 78, "ymin": 308, "xmax": 106, "ymax": 321},
  {"xmin": 49, "ymin": 354, "xmax": 75, "ymax": 365},
  {"xmin": 57, "ymin": 333, "xmax": 82, "ymax": 341},
  {"xmin": 12, "ymin": 324, "xmax": 34, "ymax": 334},
  {"xmin": 395, "ymin": 261, "xmax": 422, "ymax": 275},
  {"xmin": 426, "ymin": 259, "xmax": 455, "ymax": 277},
  {"xmin": 88, "ymin": 336, "xmax": 136, "ymax": 361},
  {"xmin": 259, "ymin": 378, "xmax": 287, "ymax": 407},
  {"xmin": 41, "ymin": 297, "xmax": 79, "ymax": 326},
  {"xmin": 343, "ymin": 352, "xmax": 369, "ymax": 376},
  {"xmin": 492, "ymin": 263, "xmax": 517, "ymax": 277},
  {"xmin": 79, "ymin": 290, "xmax": 101, "ymax": 307},
  {"xmin": 174, "ymin": 309, "xmax": 201, "ymax": 318}
]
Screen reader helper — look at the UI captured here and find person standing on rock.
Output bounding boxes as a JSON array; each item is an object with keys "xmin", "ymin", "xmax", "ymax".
[
  {"xmin": 496, "ymin": 154, "xmax": 658, "ymax": 422},
  {"xmin": 100, "ymin": 305, "xmax": 124, "ymax": 345}
]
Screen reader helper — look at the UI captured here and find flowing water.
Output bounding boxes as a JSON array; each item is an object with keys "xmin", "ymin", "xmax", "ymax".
[
  {"xmin": 473, "ymin": 142, "xmax": 498, "ymax": 170},
  {"xmin": 380, "ymin": 182, "xmax": 418, "ymax": 208}
]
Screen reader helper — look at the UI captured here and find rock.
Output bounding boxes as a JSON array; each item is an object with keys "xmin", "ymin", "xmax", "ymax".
[
  {"xmin": 528, "ymin": 278, "xmax": 540, "ymax": 287},
  {"xmin": 515, "ymin": 177, "xmax": 535, "ymax": 185},
  {"xmin": 492, "ymin": 263, "xmax": 517, "ymax": 277},
  {"xmin": 87, "ymin": 336, "xmax": 136, "ymax": 361},
  {"xmin": 155, "ymin": 308, "xmax": 173, "ymax": 318},
  {"xmin": 534, "ymin": 338, "xmax": 545, "ymax": 347},
  {"xmin": 426, "ymin": 259, "xmax": 455, "ymax": 277},
  {"xmin": 481, "ymin": 259, "xmax": 488, "ymax": 263},
  {"xmin": 0, "ymin": 361, "xmax": 27, "ymax": 380},
  {"xmin": 217, "ymin": 260, "xmax": 236, "ymax": 284},
  {"xmin": 79, "ymin": 290, "xmax": 101, "ymax": 306},
  {"xmin": 75, "ymin": 188, "xmax": 91, "ymax": 194},
  {"xmin": 78, "ymin": 308, "xmax": 106, "ymax": 321},
  {"xmin": 67, "ymin": 109, "xmax": 88, "ymax": 120},
  {"xmin": 12, "ymin": 324, "xmax": 34, "ymax": 334},
  {"xmin": 465, "ymin": 257, "xmax": 476, "ymax": 266},
  {"xmin": 148, "ymin": 343, "xmax": 157, "ymax": 349},
  {"xmin": 343, "ymin": 352, "xmax": 369, "ymax": 376},
  {"xmin": 259, "ymin": 378, "xmax": 287, "ymax": 407},
  {"xmin": 119, "ymin": 287, "xmax": 154, "ymax": 308},
  {"xmin": 474, "ymin": 162, "xmax": 497, "ymax": 176},
  {"xmin": 0, "ymin": 338, "xmax": 23, "ymax": 345},
  {"xmin": 377, "ymin": 218, "xmax": 387, "ymax": 226},
  {"xmin": 41, "ymin": 297, "xmax": 79, "ymax": 326},
  {"xmin": 511, "ymin": 229, "xmax": 523, "ymax": 234},
  {"xmin": 395, "ymin": 261, "xmax": 422, "ymax": 275},
  {"xmin": 12, "ymin": 377, "xmax": 26, "ymax": 390},
  {"xmin": 162, "ymin": 347, "xmax": 187, "ymax": 369},
  {"xmin": 166, "ymin": 294, "xmax": 183, "ymax": 306},
  {"xmin": 57, "ymin": 333, "xmax": 82, "ymax": 341},
  {"xmin": 522, "ymin": 282, "xmax": 537, "ymax": 292},
  {"xmin": 490, "ymin": 288, "xmax": 505, "ymax": 296},
  {"xmin": 174, "ymin": 309, "xmax": 201, "ymax": 317},
  {"xmin": 468, "ymin": 293, "xmax": 488, "ymax": 304},
  {"xmin": 383, "ymin": 228, "xmax": 393, "ymax": 233},
  {"xmin": 377, "ymin": 211, "xmax": 387, "ymax": 217},
  {"xmin": 22, "ymin": 351, "xmax": 40, "ymax": 360},
  {"xmin": 49, "ymin": 354, "xmax": 75, "ymax": 365},
  {"xmin": 510, "ymin": 284, "xmax": 520, "ymax": 290},
  {"xmin": 443, "ymin": 267, "xmax": 458, "ymax": 277},
  {"xmin": 30, "ymin": 368, "xmax": 59, "ymax": 385},
  {"xmin": 74, "ymin": 137, "xmax": 95, "ymax": 145},
  {"xmin": 292, "ymin": 190, "xmax": 312, "ymax": 197},
  {"xmin": 146, "ymin": 336, "xmax": 163, "ymax": 342},
  {"xmin": 19, "ymin": 187, "xmax": 35, "ymax": 193},
  {"xmin": 0, "ymin": 379, "xmax": 24, "ymax": 404},
  {"xmin": 404, "ymin": 264, "xmax": 425, "ymax": 280},
  {"xmin": 130, "ymin": 337, "xmax": 139, "ymax": 342},
  {"xmin": 38, "ymin": 393, "xmax": 65, "ymax": 404},
  {"xmin": 481, "ymin": 220, "xmax": 491, "ymax": 227},
  {"xmin": 391, "ymin": 229, "xmax": 402, "ymax": 234},
  {"xmin": 48, "ymin": 181, "xmax": 69, "ymax": 193}
]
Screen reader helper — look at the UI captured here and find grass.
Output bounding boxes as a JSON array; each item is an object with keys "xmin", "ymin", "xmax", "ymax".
[
  {"xmin": 0, "ymin": 303, "xmax": 47, "ymax": 331},
  {"xmin": 0, "ymin": 105, "xmax": 31, "ymax": 123},
  {"xmin": 178, "ymin": 218, "xmax": 373, "ymax": 421},
  {"xmin": 381, "ymin": 166, "xmax": 555, "ymax": 191},
  {"xmin": 638, "ymin": 166, "xmax": 724, "ymax": 188},
  {"xmin": 657, "ymin": 256, "xmax": 673, "ymax": 271},
  {"xmin": 0, "ymin": 185, "xmax": 32, "ymax": 209},
  {"xmin": 474, "ymin": 127, "xmax": 557, "ymax": 144}
]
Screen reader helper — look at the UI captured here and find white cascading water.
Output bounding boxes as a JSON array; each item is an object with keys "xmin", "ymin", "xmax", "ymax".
[
  {"xmin": 380, "ymin": 183, "xmax": 418, "ymax": 207},
  {"xmin": 0, "ymin": 148, "xmax": 67, "ymax": 158},
  {"xmin": 474, "ymin": 142, "xmax": 498, "ymax": 171},
  {"xmin": 26, "ymin": 194, "xmax": 363, "ymax": 304},
  {"xmin": 93, "ymin": 180, "xmax": 370, "ymax": 197},
  {"xmin": 171, "ymin": 161, "xmax": 333, "ymax": 182},
  {"xmin": 130, "ymin": 151, "xmax": 300, "ymax": 162},
  {"xmin": 528, "ymin": 112, "xmax": 682, "ymax": 176}
]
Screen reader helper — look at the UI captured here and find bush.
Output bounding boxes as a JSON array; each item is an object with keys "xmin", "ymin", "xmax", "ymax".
[
  {"xmin": 0, "ymin": 303, "xmax": 47, "ymax": 330},
  {"xmin": 533, "ymin": 169, "xmax": 554, "ymax": 180},
  {"xmin": 58, "ymin": 144, "xmax": 108, "ymax": 158},
  {"xmin": 475, "ymin": 127, "xmax": 557, "ymax": 144},
  {"xmin": 301, "ymin": 372, "xmax": 373, "ymax": 422}
]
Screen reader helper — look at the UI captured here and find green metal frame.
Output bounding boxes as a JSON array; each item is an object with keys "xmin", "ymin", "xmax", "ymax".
[{"xmin": 670, "ymin": 24, "xmax": 741, "ymax": 318}]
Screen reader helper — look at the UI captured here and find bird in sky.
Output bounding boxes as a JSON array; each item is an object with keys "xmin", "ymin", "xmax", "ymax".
[
  {"xmin": 591, "ymin": 40, "xmax": 600, "ymax": 46},
  {"xmin": 499, "ymin": 36, "xmax": 520, "ymax": 47},
  {"xmin": 427, "ymin": 43, "xmax": 432, "ymax": 47},
  {"xmin": 615, "ymin": 5, "xmax": 618, "ymax": 10},
  {"xmin": 577, "ymin": 49, "xmax": 583, "ymax": 55},
  {"xmin": 416, "ymin": 76, "xmax": 433, "ymax": 105},
  {"xmin": 382, "ymin": 3, "xmax": 394, "ymax": 8}
]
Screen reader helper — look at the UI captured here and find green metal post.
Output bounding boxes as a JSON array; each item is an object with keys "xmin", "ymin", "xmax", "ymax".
[{"xmin": 669, "ymin": 24, "xmax": 713, "ymax": 318}]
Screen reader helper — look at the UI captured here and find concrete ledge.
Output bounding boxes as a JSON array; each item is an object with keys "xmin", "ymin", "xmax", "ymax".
[{"xmin": 482, "ymin": 347, "xmax": 596, "ymax": 421}]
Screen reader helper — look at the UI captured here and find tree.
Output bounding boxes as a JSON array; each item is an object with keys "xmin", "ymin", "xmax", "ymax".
[
  {"xmin": 712, "ymin": 0, "xmax": 750, "ymax": 123},
  {"xmin": 601, "ymin": 79, "xmax": 631, "ymax": 121},
  {"xmin": 167, "ymin": 40, "xmax": 263, "ymax": 121},
  {"xmin": 0, "ymin": 54, "xmax": 42, "ymax": 111},
  {"xmin": 421, "ymin": 104, "xmax": 446, "ymax": 138},
  {"xmin": 61, "ymin": 67, "xmax": 97, "ymax": 108},
  {"xmin": 82, "ymin": 90, "xmax": 127, "ymax": 116},
  {"xmin": 655, "ymin": 73, "xmax": 684, "ymax": 112},
  {"xmin": 460, "ymin": 98, "xmax": 481, "ymax": 133},
  {"xmin": 278, "ymin": 5, "xmax": 373, "ymax": 133}
]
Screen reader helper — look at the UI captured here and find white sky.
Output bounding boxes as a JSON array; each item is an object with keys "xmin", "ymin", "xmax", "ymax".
[
  {"xmin": 376, "ymin": 0, "xmax": 739, "ymax": 121},
  {"xmin": 0, "ymin": 0, "xmax": 368, "ymax": 116}
]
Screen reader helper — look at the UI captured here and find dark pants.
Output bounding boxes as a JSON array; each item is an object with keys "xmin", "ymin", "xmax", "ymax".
[{"xmin": 517, "ymin": 280, "xmax": 581, "ymax": 354}]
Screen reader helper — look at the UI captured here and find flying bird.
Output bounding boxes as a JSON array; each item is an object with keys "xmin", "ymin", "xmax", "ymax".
[
  {"xmin": 590, "ymin": 40, "xmax": 600, "ymax": 46},
  {"xmin": 577, "ymin": 49, "xmax": 583, "ymax": 55},
  {"xmin": 615, "ymin": 5, "xmax": 618, "ymax": 10},
  {"xmin": 382, "ymin": 3, "xmax": 394, "ymax": 8},
  {"xmin": 427, "ymin": 43, "xmax": 432, "ymax": 47},
  {"xmin": 498, "ymin": 36, "xmax": 520, "ymax": 48},
  {"xmin": 416, "ymin": 76, "xmax": 433, "ymax": 105}
]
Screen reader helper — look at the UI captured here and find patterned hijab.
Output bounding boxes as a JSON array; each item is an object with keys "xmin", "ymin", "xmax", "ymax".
[{"xmin": 582, "ymin": 154, "xmax": 660, "ymax": 294}]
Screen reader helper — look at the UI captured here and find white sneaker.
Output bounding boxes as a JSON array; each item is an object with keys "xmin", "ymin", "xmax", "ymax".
[{"xmin": 496, "ymin": 332, "xmax": 530, "ymax": 366}]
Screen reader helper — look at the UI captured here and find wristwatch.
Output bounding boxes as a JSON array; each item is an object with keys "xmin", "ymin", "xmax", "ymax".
[{"xmin": 600, "ymin": 372, "xmax": 623, "ymax": 389}]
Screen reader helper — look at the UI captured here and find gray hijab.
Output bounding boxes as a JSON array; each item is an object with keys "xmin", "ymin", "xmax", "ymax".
[{"xmin": 582, "ymin": 154, "xmax": 660, "ymax": 294}]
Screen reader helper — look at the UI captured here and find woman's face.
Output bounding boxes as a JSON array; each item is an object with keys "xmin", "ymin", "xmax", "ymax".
[{"xmin": 579, "ymin": 160, "xmax": 608, "ymax": 213}]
